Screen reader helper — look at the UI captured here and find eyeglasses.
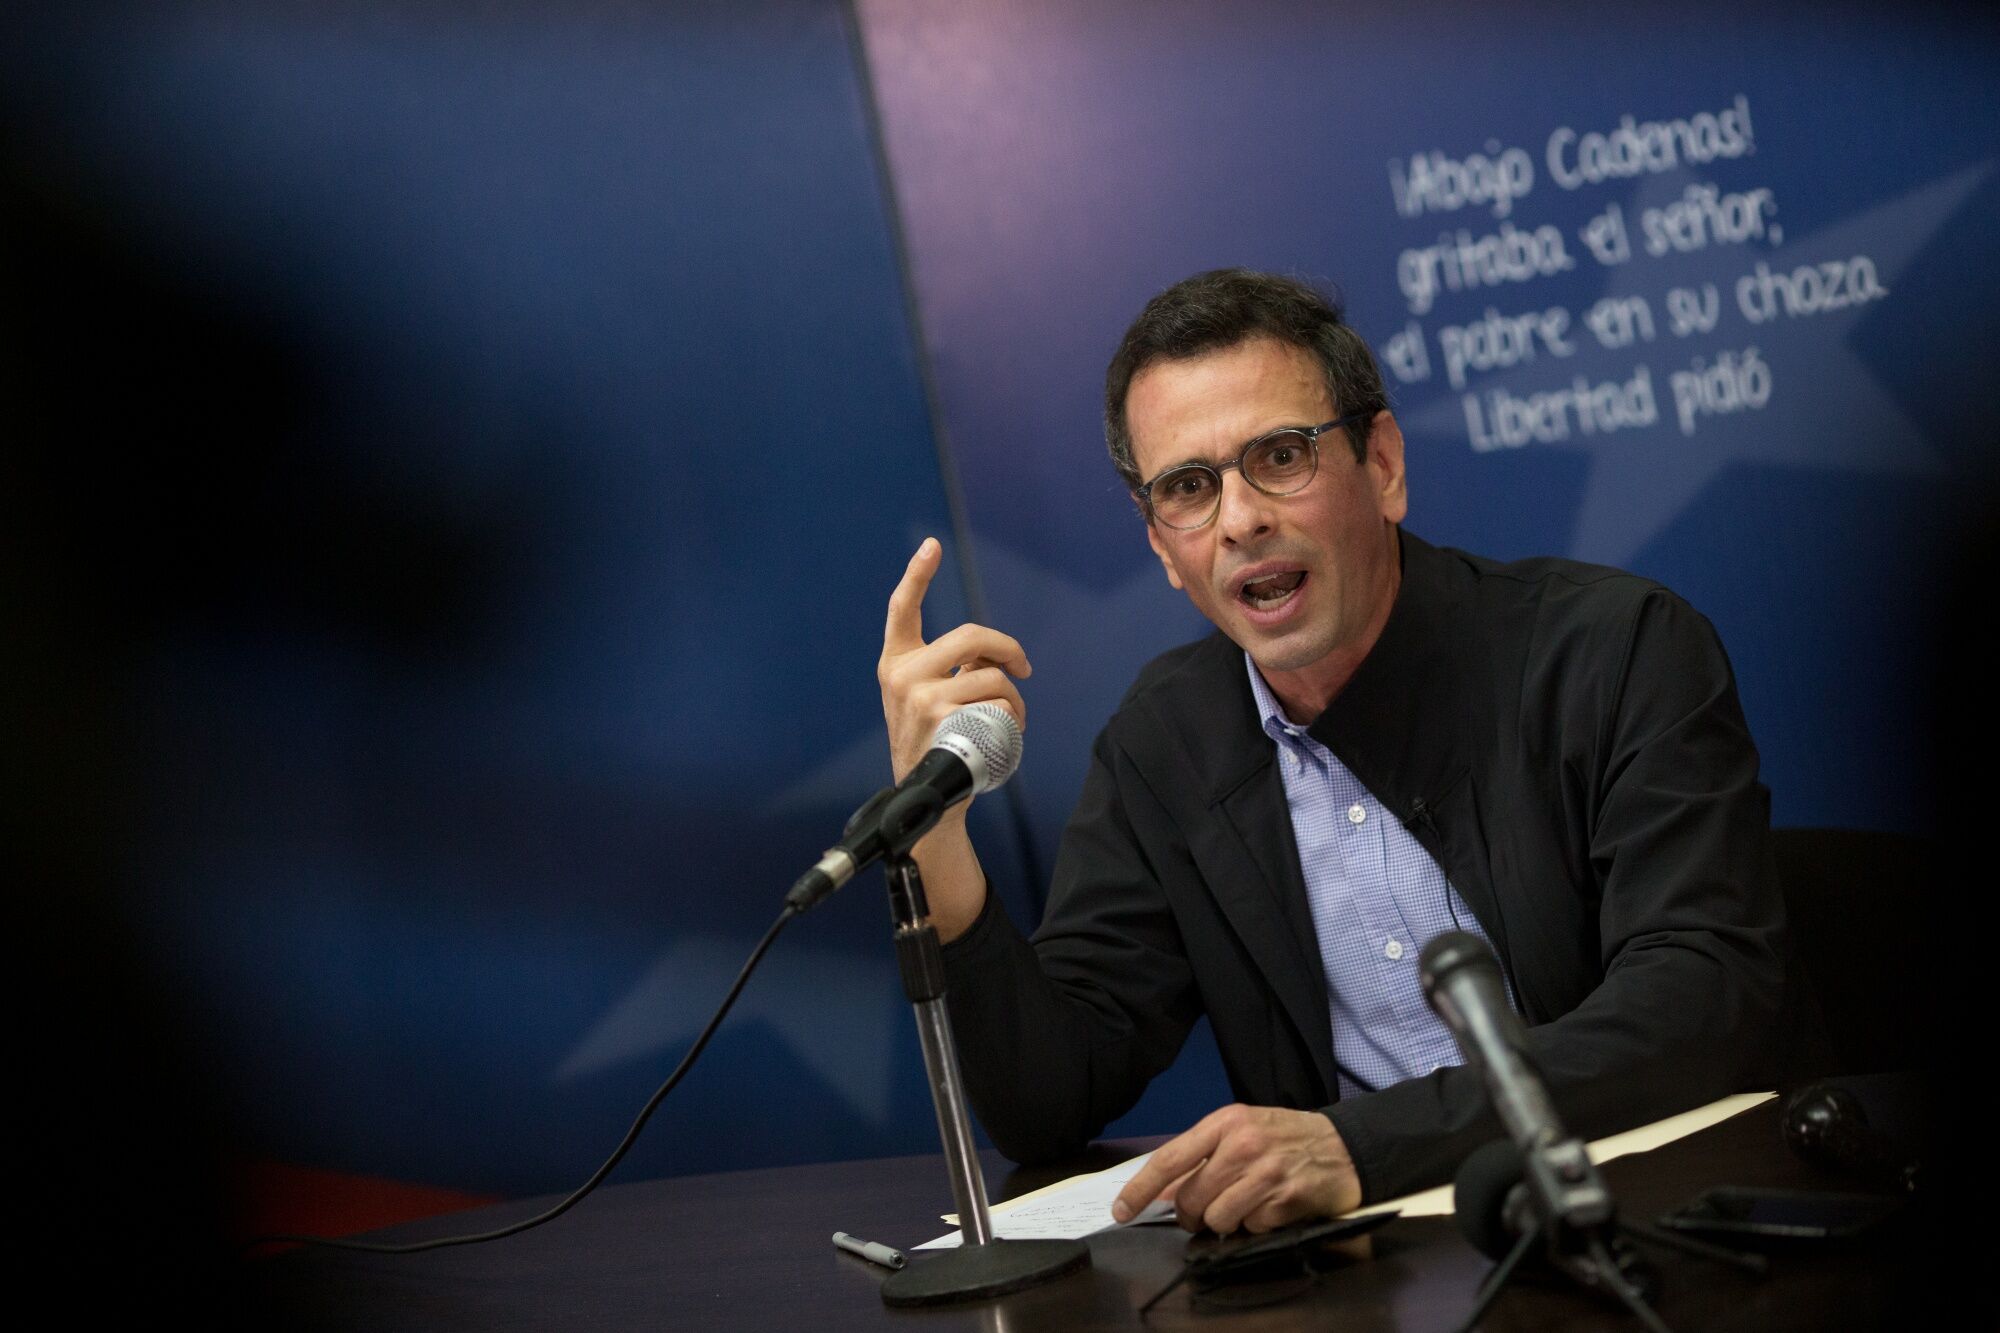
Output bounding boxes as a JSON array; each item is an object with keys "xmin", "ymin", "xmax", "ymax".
[{"xmin": 1134, "ymin": 411, "xmax": 1371, "ymax": 531}]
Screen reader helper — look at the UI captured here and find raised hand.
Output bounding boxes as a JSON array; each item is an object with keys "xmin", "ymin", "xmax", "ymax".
[
  {"xmin": 875, "ymin": 538, "xmax": 1032, "ymax": 938},
  {"xmin": 879, "ymin": 538, "xmax": 1032, "ymax": 782}
]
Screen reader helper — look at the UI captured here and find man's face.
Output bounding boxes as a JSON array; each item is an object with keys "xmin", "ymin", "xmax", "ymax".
[{"xmin": 1127, "ymin": 336, "xmax": 1407, "ymax": 683}]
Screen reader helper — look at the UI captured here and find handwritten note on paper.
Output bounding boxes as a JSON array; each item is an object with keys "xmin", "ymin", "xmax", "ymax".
[{"xmin": 914, "ymin": 1152, "xmax": 1174, "ymax": 1250}]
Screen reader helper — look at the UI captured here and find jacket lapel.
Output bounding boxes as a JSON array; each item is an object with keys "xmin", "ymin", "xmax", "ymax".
[
  {"xmin": 1212, "ymin": 761, "xmax": 1338, "ymax": 1083},
  {"xmin": 1118, "ymin": 635, "xmax": 1338, "ymax": 1095}
]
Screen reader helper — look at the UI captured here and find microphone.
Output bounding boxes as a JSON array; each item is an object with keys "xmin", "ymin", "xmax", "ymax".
[
  {"xmin": 1426, "ymin": 935, "xmax": 1765, "ymax": 1322},
  {"xmin": 1420, "ymin": 933, "xmax": 1560, "ymax": 1152},
  {"xmin": 1782, "ymin": 1083, "xmax": 1921, "ymax": 1193},
  {"xmin": 1419, "ymin": 932, "xmax": 1612, "ymax": 1232},
  {"xmin": 1454, "ymin": 1138, "xmax": 1534, "ymax": 1261},
  {"xmin": 786, "ymin": 702, "xmax": 1023, "ymax": 913}
]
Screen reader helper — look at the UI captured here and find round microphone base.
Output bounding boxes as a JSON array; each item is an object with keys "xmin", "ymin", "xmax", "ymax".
[{"xmin": 878, "ymin": 1238, "xmax": 1090, "ymax": 1308}]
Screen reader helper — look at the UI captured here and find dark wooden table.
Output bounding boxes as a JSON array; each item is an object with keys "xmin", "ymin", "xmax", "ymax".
[{"xmin": 253, "ymin": 1100, "xmax": 1934, "ymax": 1330}]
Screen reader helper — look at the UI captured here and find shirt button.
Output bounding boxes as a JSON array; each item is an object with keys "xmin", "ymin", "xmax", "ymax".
[
  {"xmin": 1347, "ymin": 804, "xmax": 1366, "ymax": 825},
  {"xmin": 1385, "ymin": 940, "xmax": 1405, "ymax": 961}
]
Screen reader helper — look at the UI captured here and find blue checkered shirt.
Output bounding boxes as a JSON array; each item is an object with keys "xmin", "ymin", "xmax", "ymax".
[{"xmin": 1245, "ymin": 653, "xmax": 1515, "ymax": 1099}]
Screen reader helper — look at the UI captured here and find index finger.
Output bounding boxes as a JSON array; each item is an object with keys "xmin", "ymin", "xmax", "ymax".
[
  {"xmin": 884, "ymin": 537, "xmax": 942, "ymax": 655},
  {"xmin": 1112, "ymin": 1120, "xmax": 1224, "ymax": 1223}
]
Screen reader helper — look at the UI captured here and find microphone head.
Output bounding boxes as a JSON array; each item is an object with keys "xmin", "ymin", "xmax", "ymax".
[
  {"xmin": 1783, "ymin": 1083, "xmax": 1867, "ymax": 1156},
  {"xmin": 1419, "ymin": 930, "xmax": 1498, "ymax": 1000},
  {"xmin": 1782, "ymin": 1081, "xmax": 1921, "ymax": 1193},
  {"xmin": 1454, "ymin": 1138, "xmax": 1527, "ymax": 1260},
  {"xmin": 932, "ymin": 702, "xmax": 1024, "ymax": 794}
]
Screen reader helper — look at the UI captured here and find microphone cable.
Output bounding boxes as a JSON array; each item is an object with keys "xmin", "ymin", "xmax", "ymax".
[{"xmin": 243, "ymin": 902, "xmax": 800, "ymax": 1256}]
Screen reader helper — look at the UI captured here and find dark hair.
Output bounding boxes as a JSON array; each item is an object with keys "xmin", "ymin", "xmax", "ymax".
[{"xmin": 1103, "ymin": 269, "xmax": 1388, "ymax": 492}]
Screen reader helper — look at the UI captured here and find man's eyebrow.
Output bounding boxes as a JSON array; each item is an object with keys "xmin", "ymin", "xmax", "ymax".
[{"xmin": 1156, "ymin": 423, "xmax": 1317, "ymax": 473}]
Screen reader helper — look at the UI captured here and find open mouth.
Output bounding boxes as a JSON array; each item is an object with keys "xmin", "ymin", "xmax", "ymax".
[{"xmin": 1238, "ymin": 570, "xmax": 1306, "ymax": 609}]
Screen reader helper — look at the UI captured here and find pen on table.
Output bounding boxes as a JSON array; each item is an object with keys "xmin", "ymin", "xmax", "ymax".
[{"xmin": 832, "ymin": 1231, "xmax": 907, "ymax": 1270}]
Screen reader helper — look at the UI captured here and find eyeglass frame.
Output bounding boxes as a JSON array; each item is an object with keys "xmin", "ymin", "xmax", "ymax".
[{"xmin": 1131, "ymin": 409, "xmax": 1374, "ymax": 530}]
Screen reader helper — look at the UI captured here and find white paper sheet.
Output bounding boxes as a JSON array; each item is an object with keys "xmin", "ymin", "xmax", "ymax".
[
  {"xmin": 1348, "ymin": 1090, "xmax": 1777, "ymax": 1219},
  {"xmin": 916, "ymin": 1090, "xmax": 1777, "ymax": 1245},
  {"xmin": 915, "ymin": 1152, "xmax": 1173, "ymax": 1249}
]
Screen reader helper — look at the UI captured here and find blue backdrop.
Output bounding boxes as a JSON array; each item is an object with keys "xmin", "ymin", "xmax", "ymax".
[{"xmin": 6, "ymin": 0, "xmax": 1995, "ymax": 1195}]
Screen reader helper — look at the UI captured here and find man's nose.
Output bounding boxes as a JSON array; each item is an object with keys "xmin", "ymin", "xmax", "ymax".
[{"xmin": 1214, "ymin": 468, "xmax": 1275, "ymax": 545}]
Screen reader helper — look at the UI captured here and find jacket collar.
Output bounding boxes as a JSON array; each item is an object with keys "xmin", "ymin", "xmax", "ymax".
[
  {"xmin": 1308, "ymin": 528, "xmax": 1474, "ymax": 817},
  {"xmin": 1309, "ymin": 530, "xmax": 1515, "ymax": 972},
  {"xmin": 1143, "ymin": 528, "xmax": 1474, "ymax": 811}
]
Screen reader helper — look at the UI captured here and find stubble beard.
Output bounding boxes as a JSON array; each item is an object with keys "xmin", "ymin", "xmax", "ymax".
[{"xmin": 1248, "ymin": 629, "xmax": 1340, "ymax": 676}]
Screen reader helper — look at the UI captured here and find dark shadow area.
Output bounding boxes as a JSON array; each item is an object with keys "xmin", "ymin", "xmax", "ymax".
[
  {"xmin": 4, "ymin": 103, "xmax": 517, "ymax": 1315},
  {"xmin": 1771, "ymin": 827, "xmax": 1931, "ymax": 1081}
]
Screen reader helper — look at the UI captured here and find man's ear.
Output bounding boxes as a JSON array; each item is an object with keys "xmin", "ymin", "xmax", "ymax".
[
  {"xmin": 1143, "ymin": 514, "xmax": 1185, "ymax": 591},
  {"xmin": 1368, "ymin": 411, "xmax": 1409, "ymax": 524}
]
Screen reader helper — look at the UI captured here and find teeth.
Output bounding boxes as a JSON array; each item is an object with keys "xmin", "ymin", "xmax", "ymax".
[{"xmin": 1242, "ymin": 571, "xmax": 1305, "ymax": 604}]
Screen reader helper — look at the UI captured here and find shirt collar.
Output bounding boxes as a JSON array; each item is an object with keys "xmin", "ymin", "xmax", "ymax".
[{"xmin": 1244, "ymin": 651, "xmax": 1308, "ymax": 744}]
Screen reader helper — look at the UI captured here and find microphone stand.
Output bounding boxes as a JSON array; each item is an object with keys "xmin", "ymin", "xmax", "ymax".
[
  {"xmin": 870, "ymin": 789, "xmax": 1090, "ymax": 1307},
  {"xmin": 1456, "ymin": 1137, "xmax": 1765, "ymax": 1333},
  {"xmin": 1419, "ymin": 935, "xmax": 1761, "ymax": 1331}
]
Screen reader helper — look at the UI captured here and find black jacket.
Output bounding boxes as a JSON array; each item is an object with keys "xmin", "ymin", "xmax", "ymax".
[{"xmin": 941, "ymin": 530, "xmax": 1787, "ymax": 1201}]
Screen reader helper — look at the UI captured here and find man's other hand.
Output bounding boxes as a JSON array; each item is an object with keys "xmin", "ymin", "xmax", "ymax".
[{"xmin": 1110, "ymin": 1104, "xmax": 1362, "ymax": 1234}]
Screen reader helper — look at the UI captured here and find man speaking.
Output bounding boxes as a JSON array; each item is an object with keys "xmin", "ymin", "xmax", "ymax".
[{"xmin": 875, "ymin": 269, "xmax": 1786, "ymax": 1233}]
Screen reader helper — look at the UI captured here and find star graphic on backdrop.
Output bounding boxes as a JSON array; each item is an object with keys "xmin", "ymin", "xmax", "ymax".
[
  {"xmin": 1400, "ymin": 162, "xmax": 1990, "ymax": 565},
  {"xmin": 566, "ymin": 531, "xmax": 1187, "ymax": 1126},
  {"xmin": 764, "ymin": 523, "xmax": 1195, "ymax": 827},
  {"xmin": 554, "ymin": 931, "xmax": 898, "ymax": 1122}
]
